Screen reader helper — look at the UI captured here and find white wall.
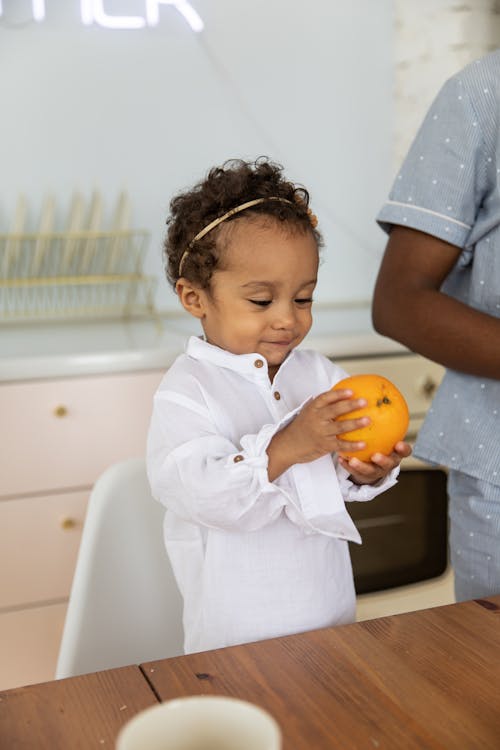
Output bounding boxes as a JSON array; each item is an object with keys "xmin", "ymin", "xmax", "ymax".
[
  {"xmin": 0, "ymin": 0, "xmax": 394, "ymax": 311},
  {"xmin": 394, "ymin": 0, "xmax": 500, "ymax": 169}
]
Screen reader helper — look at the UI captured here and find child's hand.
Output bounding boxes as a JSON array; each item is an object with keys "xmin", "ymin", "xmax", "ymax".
[
  {"xmin": 338, "ymin": 440, "xmax": 412, "ymax": 486},
  {"xmin": 267, "ymin": 389, "xmax": 372, "ymax": 480}
]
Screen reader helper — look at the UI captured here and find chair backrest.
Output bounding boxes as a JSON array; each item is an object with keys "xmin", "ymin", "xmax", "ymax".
[{"xmin": 56, "ymin": 457, "xmax": 184, "ymax": 679}]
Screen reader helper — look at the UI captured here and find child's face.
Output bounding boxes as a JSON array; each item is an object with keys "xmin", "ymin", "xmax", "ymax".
[{"xmin": 187, "ymin": 218, "xmax": 319, "ymax": 379}]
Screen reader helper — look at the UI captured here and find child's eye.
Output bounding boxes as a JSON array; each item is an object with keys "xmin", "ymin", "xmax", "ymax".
[
  {"xmin": 295, "ymin": 297, "xmax": 313, "ymax": 305},
  {"xmin": 249, "ymin": 299, "xmax": 272, "ymax": 307}
]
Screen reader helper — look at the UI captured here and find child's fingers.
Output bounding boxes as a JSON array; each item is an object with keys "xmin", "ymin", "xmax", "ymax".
[
  {"xmin": 315, "ymin": 396, "xmax": 368, "ymax": 420},
  {"xmin": 340, "ymin": 452, "xmax": 396, "ymax": 474},
  {"xmin": 339, "ymin": 455, "xmax": 380, "ymax": 478},
  {"xmin": 368, "ymin": 453, "xmax": 398, "ymax": 470},
  {"xmin": 369, "ymin": 443, "xmax": 412, "ymax": 466},
  {"xmin": 335, "ymin": 437, "xmax": 367, "ymax": 453},
  {"xmin": 331, "ymin": 416, "xmax": 370, "ymax": 437},
  {"xmin": 319, "ymin": 405, "xmax": 371, "ymax": 442},
  {"xmin": 313, "ymin": 389, "xmax": 354, "ymax": 407},
  {"xmin": 393, "ymin": 440, "xmax": 413, "ymax": 458},
  {"xmin": 341, "ymin": 441, "xmax": 413, "ymax": 466},
  {"xmin": 339, "ymin": 441, "xmax": 413, "ymax": 483}
]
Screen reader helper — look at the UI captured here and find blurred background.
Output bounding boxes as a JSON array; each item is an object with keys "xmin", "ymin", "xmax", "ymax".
[{"xmin": 1, "ymin": 0, "xmax": 498, "ymax": 314}]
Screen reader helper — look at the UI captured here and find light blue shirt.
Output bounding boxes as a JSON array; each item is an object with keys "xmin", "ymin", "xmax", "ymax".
[{"xmin": 377, "ymin": 50, "xmax": 500, "ymax": 486}]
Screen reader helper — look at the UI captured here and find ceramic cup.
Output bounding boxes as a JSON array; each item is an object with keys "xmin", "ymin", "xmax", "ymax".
[{"xmin": 115, "ymin": 695, "xmax": 282, "ymax": 750}]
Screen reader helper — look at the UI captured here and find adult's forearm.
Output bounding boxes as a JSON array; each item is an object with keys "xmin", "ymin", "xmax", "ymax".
[{"xmin": 373, "ymin": 287, "xmax": 500, "ymax": 379}]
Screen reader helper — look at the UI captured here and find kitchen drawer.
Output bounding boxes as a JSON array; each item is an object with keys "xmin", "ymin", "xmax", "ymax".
[
  {"xmin": 336, "ymin": 354, "xmax": 445, "ymax": 417},
  {"xmin": 0, "ymin": 369, "xmax": 163, "ymax": 497},
  {"xmin": 0, "ymin": 491, "xmax": 88, "ymax": 609},
  {"xmin": 0, "ymin": 602, "xmax": 66, "ymax": 690}
]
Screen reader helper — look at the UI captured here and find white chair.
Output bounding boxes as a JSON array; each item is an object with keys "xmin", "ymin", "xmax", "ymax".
[{"xmin": 56, "ymin": 457, "xmax": 184, "ymax": 679}]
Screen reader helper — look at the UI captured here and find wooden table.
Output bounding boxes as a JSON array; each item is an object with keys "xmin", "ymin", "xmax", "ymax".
[
  {"xmin": 2, "ymin": 597, "xmax": 500, "ymax": 749},
  {"xmin": 0, "ymin": 666, "xmax": 157, "ymax": 749}
]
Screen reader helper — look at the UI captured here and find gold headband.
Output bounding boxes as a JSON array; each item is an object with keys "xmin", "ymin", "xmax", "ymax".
[{"xmin": 177, "ymin": 196, "xmax": 316, "ymax": 277}]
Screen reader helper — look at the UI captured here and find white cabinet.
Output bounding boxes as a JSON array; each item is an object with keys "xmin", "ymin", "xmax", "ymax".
[
  {"xmin": 0, "ymin": 370, "xmax": 164, "ymax": 497},
  {"xmin": 0, "ymin": 604, "xmax": 68, "ymax": 692},
  {"xmin": 0, "ymin": 368, "xmax": 164, "ymax": 690},
  {"xmin": 0, "ymin": 491, "xmax": 88, "ymax": 609}
]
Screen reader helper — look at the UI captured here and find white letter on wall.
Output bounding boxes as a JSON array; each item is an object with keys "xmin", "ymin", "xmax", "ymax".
[
  {"xmin": 80, "ymin": 0, "xmax": 146, "ymax": 29},
  {"xmin": 145, "ymin": 0, "xmax": 204, "ymax": 32},
  {"xmin": 32, "ymin": 0, "xmax": 46, "ymax": 21}
]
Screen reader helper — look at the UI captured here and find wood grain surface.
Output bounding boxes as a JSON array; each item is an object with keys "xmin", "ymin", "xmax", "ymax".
[
  {"xmin": 1, "ymin": 599, "xmax": 499, "ymax": 749},
  {"xmin": 142, "ymin": 597, "xmax": 500, "ymax": 750},
  {"xmin": 0, "ymin": 665, "xmax": 158, "ymax": 749}
]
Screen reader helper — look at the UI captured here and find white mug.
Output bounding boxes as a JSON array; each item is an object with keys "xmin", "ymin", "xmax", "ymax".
[{"xmin": 116, "ymin": 694, "xmax": 282, "ymax": 750}]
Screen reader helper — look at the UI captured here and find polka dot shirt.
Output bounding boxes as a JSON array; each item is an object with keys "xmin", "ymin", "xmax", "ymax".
[{"xmin": 377, "ymin": 50, "xmax": 500, "ymax": 486}]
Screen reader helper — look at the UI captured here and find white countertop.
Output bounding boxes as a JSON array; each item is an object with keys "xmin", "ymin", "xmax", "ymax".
[{"xmin": 0, "ymin": 305, "xmax": 407, "ymax": 382}]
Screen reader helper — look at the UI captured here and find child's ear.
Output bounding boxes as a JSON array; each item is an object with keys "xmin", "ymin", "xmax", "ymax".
[{"xmin": 175, "ymin": 278, "xmax": 206, "ymax": 319}]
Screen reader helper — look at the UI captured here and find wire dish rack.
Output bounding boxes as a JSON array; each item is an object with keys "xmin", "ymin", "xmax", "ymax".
[{"xmin": 0, "ymin": 229, "xmax": 158, "ymax": 322}]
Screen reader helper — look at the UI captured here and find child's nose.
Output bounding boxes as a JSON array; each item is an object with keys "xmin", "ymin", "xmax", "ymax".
[{"xmin": 271, "ymin": 303, "xmax": 297, "ymax": 328}]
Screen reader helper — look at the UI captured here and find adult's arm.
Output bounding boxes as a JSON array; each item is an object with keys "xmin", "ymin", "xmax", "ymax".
[{"xmin": 372, "ymin": 225, "xmax": 500, "ymax": 379}]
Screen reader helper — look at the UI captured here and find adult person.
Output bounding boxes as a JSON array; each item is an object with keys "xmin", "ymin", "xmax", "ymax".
[{"xmin": 372, "ymin": 50, "xmax": 500, "ymax": 602}]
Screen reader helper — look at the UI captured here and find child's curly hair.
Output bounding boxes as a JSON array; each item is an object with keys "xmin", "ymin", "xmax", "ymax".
[{"xmin": 164, "ymin": 157, "xmax": 322, "ymax": 290}]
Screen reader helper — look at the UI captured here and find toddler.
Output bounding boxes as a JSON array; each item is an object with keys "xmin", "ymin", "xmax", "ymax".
[{"xmin": 147, "ymin": 158, "xmax": 410, "ymax": 653}]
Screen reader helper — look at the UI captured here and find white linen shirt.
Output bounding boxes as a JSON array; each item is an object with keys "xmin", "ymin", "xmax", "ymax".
[{"xmin": 147, "ymin": 336, "xmax": 399, "ymax": 653}]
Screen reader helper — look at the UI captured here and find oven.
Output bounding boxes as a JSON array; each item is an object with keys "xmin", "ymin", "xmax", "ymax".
[{"xmin": 332, "ymin": 350, "xmax": 455, "ymax": 621}]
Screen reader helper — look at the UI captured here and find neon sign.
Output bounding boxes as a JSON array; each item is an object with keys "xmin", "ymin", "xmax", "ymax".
[{"xmin": 0, "ymin": 1, "xmax": 204, "ymax": 32}]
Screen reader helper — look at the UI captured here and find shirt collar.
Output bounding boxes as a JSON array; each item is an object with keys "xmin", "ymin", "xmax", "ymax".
[{"xmin": 185, "ymin": 335, "xmax": 297, "ymax": 380}]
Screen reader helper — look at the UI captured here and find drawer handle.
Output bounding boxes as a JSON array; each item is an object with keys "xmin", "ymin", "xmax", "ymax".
[
  {"xmin": 53, "ymin": 405, "xmax": 68, "ymax": 418},
  {"xmin": 60, "ymin": 517, "xmax": 78, "ymax": 530},
  {"xmin": 420, "ymin": 376, "xmax": 438, "ymax": 399}
]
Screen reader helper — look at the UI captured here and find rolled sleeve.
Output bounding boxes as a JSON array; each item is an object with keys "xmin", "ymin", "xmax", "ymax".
[
  {"xmin": 147, "ymin": 392, "xmax": 308, "ymax": 532},
  {"xmin": 281, "ymin": 457, "xmax": 362, "ymax": 543},
  {"xmin": 337, "ymin": 461, "xmax": 400, "ymax": 502}
]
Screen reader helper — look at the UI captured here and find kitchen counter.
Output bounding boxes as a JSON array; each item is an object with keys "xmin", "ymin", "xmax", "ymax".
[{"xmin": 0, "ymin": 304, "xmax": 406, "ymax": 382}]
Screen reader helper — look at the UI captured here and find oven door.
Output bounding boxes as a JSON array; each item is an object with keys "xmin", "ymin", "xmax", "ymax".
[
  {"xmin": 331, "ymin": 350, "xmax": 454, "ymax": 617},
  {"xmin": 348, "ymin": 465, "xmax": 448, "ymax": 594}
]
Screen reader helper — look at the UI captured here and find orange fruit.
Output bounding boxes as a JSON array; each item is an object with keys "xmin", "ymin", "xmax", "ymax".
[{"xmin": 332, "ymin": 374, "xmax": 410, "ymax": 462}]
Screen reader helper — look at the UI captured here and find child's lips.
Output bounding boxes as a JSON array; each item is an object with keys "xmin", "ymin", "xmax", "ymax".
[{"xmin": 265, "ymin": 339, "xmax": 293, "ymax": 347}]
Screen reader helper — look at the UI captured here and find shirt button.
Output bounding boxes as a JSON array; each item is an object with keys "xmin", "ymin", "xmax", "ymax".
[
  {"xmin": 254, "ymin": 359, "xmax": 264, "ymax": 368},
  {"xmin": 274, "ymin": 391, "xmax": 281, "ymax": 400},
  {"xmin": 233, "ymin": 454, "xmax": 244, "ymax": 463}
]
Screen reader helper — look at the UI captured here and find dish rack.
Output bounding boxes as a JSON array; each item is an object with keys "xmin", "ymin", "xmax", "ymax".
[{"xmin": 0, "ymin": 193, "xmax": 159, "ymax": 322}]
